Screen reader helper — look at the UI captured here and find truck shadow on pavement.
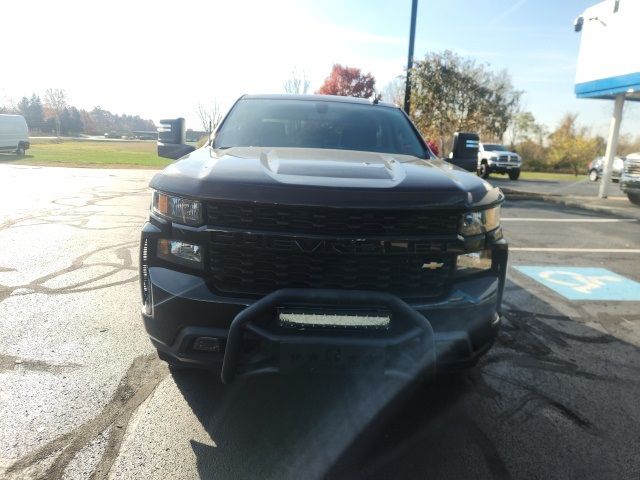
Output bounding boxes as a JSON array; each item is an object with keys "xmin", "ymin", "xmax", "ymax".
[
  {"xmin": 6, "ymin": 279, "xmax": 638, "ymax": 480},
  {"xmin": 172, "ymin": 358, "xmax": 423, "ymax": 480},
  {"xmin": 168, "ymin": 278, "xmax": 640, "ymax": 480}
]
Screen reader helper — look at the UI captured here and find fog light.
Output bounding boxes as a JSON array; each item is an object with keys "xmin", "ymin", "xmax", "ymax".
[
  {"xmin": 157, "ymin": 239, "xmax": 203, "ymax": 269},
  {"xmin": 455, "ymin": 250, "xmax": 492, "ymax": 276},
  {"xmin": 193, "ymin": 337, "xmax": 224, "ymax": 352}
]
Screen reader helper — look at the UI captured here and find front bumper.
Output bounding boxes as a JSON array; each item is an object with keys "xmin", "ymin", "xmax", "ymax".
[
  {"xmin": 488, "ymin": 162, "xmax": 521, "ymax": 174},
  {"xmin": 142, "ymin": 238, "xmax": 507, "ymax": 382},
  {"xmin": 621, "ymin": 175, "xmax": 640, "ymax": 194}
]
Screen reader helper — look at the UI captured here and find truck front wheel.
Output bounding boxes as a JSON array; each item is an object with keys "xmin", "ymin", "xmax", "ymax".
[
  {"xmin": 508, "ymin": 169, "xmax": 520, "ymax": 180},
  {"xmin": 478, "ymin": 162, "xmax": 489, "ymax": 179},
  {"xmin": 628, "ymin": 193, "xmax": 640, "ymax": 205},
  {"xmin": 15, "ymin": 145, "xmax": 25, "ymax": 156}
]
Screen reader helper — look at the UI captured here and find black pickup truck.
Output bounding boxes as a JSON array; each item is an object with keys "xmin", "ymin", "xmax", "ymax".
[{"xmin": 140, "ymin": 94, "xmax": 508, "ymax": 383}]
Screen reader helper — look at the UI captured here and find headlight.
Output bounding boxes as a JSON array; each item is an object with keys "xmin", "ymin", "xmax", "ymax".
[
  {"xmin": 152, "ymin": 191, "xmax": 203, "ymax": 226},
  {"xmin": 489, "ymin": 155, "xmax": 499, "ymax": 161},
  {"xmin": 460, "ymin": 206, "xmax": 501, "ymax": 236},
  {"xmin": 455, "ymin": 250, "xmax": 492, "ymax": 276},
  {"xmin": 157, "ymin": 239, "xmax": 203, "ymax": 269}
]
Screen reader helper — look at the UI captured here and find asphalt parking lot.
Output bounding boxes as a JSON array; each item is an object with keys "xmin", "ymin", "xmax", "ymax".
[{"xmin": 1, "ymin": 165, "xmax": 639, "ymax": 480}]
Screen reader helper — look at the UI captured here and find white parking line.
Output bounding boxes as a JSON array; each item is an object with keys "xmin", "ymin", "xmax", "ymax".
[
  {"xmin": 511, "ymin": 247, "xmax": 640, "ymax": 253},
  {"xmin": 502, "ymin": 218, "xmax": 637, "ymax": 223}
]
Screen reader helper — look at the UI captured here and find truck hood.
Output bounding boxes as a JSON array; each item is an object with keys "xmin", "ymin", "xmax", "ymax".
[
  {"xmin": 485, "ymin": 150, "xmax": 519, "ymax": 157},
  {"xmin": 150, "ymin": 146, "xmax": 503, "ymax": 209}
]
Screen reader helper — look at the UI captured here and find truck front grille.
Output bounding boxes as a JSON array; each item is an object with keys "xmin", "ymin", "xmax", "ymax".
[
  {"xmin": 206, "ymin": 201, "xmax": 459, "ymax": 236},
  {"xmin": 624, "ymin": 158, "xmax": 640, "ymax": 176},
  {"xmin": 208, "ymin": 232, "xmax": 453, "ymax": 298}
]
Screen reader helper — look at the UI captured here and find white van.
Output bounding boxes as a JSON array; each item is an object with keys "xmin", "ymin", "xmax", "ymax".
[{"xmin": 0, "ymin": 114, "xmax": 30, "ymax": 155}]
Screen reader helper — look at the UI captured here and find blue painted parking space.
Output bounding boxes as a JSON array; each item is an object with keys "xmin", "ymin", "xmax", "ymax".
[{"xmin": 514, "ymin": 266, "xmax": 640, "ymax": 301}]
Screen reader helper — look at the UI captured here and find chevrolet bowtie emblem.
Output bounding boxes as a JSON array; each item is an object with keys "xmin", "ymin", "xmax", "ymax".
[{"xmin": 422, "ymin": 261, "xmax": 444, "ymax": 270}]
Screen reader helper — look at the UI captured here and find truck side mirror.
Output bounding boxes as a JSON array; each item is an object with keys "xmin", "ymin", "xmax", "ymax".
[
  {"xmin": 157, "ymin": 118, "xmax": 196, "ymax": 160},
  {"xmin": 449, "ymin": 132, "xmax": 479, "ymax": 172}
]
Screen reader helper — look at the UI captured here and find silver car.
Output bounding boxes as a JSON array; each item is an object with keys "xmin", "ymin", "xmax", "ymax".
[{"xmin": 587, "ymin": 156, "xmax": 624, "ymax": 182}]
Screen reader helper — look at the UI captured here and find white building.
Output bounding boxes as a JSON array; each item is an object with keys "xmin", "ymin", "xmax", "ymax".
[{"xmin": 574, "ymin": 0, "xmax": 640, "ymax": 197}]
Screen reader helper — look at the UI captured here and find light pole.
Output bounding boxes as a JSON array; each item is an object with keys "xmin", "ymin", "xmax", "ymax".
[
  {"xmin": 404, "ymin": 0, "xmax": 418, "ymax": 114},
  {"xmin": 599, "ymin": 93, "xmax": 625, "ymax": 199}
]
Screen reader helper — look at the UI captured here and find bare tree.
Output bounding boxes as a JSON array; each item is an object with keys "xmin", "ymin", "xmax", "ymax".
[
  {"xmin": 507, "ymin": 110, "xmax": 536, "ymax": 149},
  {"xmin": 196, "ymin": 102, "xmax": 222, "ymax": 135},
  {"xmin": 44, "ymin": 88, "xmax": 67, "ymax": 137},
  {"xmin": 283, "ymin": 69, "xmax": 310, "ymax": 94},
  {"xmin": 381, "ymin": 77, "xmax": 405, "ymax": 106},
  {"xmin": 0, "ymin": 95, "xmax": 19, "ymax": 114}
]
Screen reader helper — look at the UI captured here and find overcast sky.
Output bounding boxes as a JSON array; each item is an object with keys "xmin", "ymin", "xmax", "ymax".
[{"xmin": 2, "ymin": 0, "xmax": 637, "ymax": 136}]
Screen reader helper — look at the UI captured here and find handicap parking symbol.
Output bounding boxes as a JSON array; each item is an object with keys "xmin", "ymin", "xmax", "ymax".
[{"xmin": 514, "ymin": 266, "xmax": 640, "ymax": 301}]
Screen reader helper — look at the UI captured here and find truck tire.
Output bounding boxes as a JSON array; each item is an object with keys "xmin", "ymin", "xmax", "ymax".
[
  {"xmin": 15, "ymin": 145, "xmax": 25, "ymax": 156},
  {"xmin": 478, "ymin": 162, "xmax": 489, "ymax": 179},
  {"xmin": 588, "ymin": 169, "xmax": 598, "ymax": 182},
  {"xmin": 628, "ymin": 193, "xmax": 640, "ymax": 205},
  {"xmin": 508, "ymin": 169, "xmax": 520, "ymax": 180}
]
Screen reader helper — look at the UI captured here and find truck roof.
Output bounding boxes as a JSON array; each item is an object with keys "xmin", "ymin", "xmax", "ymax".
[{"xmin": 241, "ymin": 94, "xmax": 398, "ymax": 108}]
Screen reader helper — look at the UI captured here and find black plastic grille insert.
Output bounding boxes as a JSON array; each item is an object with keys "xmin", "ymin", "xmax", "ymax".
[
  {"xmin": 206, "ymin": 201, "xmax": 460, "ymax": 236},
  {"xmin": 209, "ymin": 233, "xmax": 453, "ymax": 298}
]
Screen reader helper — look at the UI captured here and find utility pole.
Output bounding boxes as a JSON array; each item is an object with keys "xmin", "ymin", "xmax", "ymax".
[
  {"xmin": 404, "ymin": 0, "xmax": 418, "ymax": 114},
  {"xmin": 599, "ymin": 93, "xmax": 625, "ymax": 199}
]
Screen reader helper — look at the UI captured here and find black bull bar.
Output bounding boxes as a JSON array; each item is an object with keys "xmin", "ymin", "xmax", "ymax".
[{"xmin": 221, "ymin": 288, "xmax": 436, "ymax": 384}]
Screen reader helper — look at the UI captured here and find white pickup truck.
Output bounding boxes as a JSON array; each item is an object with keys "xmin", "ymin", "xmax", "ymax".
[{"xmin": 477, "ymin": 143, "xmax": 521, "ymax": 180}]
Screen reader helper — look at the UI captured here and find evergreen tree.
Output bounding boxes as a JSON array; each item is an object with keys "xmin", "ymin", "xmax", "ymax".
[{"xmin": 28, "ymin": 94, "xmax": 45, "ymax": 131}]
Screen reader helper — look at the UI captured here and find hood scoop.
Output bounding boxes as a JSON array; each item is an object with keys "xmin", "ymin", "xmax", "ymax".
[{"xmin": 260, "ymin": 149, "xmax": 400, "ymax": 181}]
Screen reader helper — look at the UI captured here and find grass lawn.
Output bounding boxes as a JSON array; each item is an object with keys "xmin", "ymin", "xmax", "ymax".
[
  {"xmin": 0, "ymin": 139, "xmax": 172, "ymax": 168},
  {"xmin": 1, "ymin": 140, "xmax": 591, "ymax": 180}
]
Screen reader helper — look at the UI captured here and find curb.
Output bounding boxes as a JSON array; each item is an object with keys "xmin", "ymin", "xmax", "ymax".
[{"xmin": 501, "ymin": 188, "xmax": 640, "ymax": 220}]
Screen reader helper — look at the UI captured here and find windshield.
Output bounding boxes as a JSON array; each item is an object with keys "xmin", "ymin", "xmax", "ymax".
[
  {"xmin": 484, "ymin": 143, "xmax": 508, "ymax": 151},
  {"xmin": 214, "ymin": 98, "xmax": 426, "ymax": 158}
]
